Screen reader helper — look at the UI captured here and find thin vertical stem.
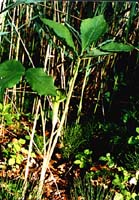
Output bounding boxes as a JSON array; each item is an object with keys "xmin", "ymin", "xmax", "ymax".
[
  {"xmin": 76, "ymin": 58, "xmax": 92, "ymax": 123},
  {"xmin": 22, "ymin": 99, "xmax": 41, "ymax": 200},
  {"xmin": 37, "ymin": 58, "xmax": 81, "ymax": 200}
]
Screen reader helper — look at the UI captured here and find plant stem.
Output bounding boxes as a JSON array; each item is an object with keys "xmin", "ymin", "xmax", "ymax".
[
  {"xmin": 22, "ymin": 99, "xmax": 41, "ymax": 200},
  {"xmin": 37, "ymin": 57, "xmax": 81, "ymax": 200},
  {"xmin": 76, "ymin": 59, "xmax": 91, "ymax": 123}
]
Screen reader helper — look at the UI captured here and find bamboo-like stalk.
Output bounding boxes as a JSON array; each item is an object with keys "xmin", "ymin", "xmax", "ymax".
[
  {"xmin": 37, "ymin": 58, "xmax": 81, "ymax": 199},
  {"xmin": 22, "ymin": 99, "xmax": 41, "ymax": 200},
  {"xmin": 0, "ymin": 0, "xmax": 7, "ymax": 47}
]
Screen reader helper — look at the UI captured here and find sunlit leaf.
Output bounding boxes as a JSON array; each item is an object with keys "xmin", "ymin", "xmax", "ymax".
[
  {"xmin": 25, "ymin": 68, "xmax": 57, "ymax": 96},
  {"xmin": 19, "ymin": 138, "xmax": 26, "ymax": 145},
  {"xmin": 14, "ymin": 143, "xmax": 21, "ymax": 152},
  {"xmin": 74, "ymin": 160, "xmax": 81, "ymax": 165},
  {"xmin": 25, "ymin": 135, "xmax": 31, "ymax": 140},
  {"xmin": 31, "ymin": 152, "xmax": 36, "ymax": 158},
  {"xmin": 0, "ymin": 60, "xmax": 25, "ymax": 101},
  {"xmin": 40, "ymin": 18, "xmax": 76, "ymax": 53},
  {"xmin": 128, "ymin": 136, "xmax": 135, "ymax": 144},
  {"xmin": 0, "ymin": 103, "xmax": 3, "ymax": 110},
  {"xmin": 16, "ymin": 154, "xmax": 24, "ymax": 164},
  {"xmin": 113, "ymin": 192, "xmax": 124, "ymax": 200},
  {"xmin": 136, "ymin": 127, "xmax": 139, "ymax": 134},
  {"xmin": 100, "ymin": 41, "xmax": 134, "ymax": 52},
  {"xmin": 8, "ymin": 158, "xmax": 16, "ymax": 165},
  {"xmin": 80, "ymin": 15, "xmax": 108, "ymax": 53}
]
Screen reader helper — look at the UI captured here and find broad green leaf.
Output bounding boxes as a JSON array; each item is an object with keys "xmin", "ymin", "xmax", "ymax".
[
  {"xmin": 25, "ymin": 68, "xmax": 57, "ymax": 96},
  {"xmin": 40, "ymin": 18, "xmax": 76, "ymax": 53},
  {"xmin": 74, "ymin": 160, "xmax": 81, "ymax": 165},
  {"xmin": 99, "ymin": 155, "xmax": 107, "ymax": 162},
  {"xmin": 3, "ymin": 104, "xmax": 11, "ymax": 113},
  {"xmin": 100, "ymin": 42, "xmax": 134, "ymax": 52},
  {"xmin": 0, "ymin": 60, "xmax": 25, "ymax": 101},
  {"xmin": 84, "ymin": 149, "xmax": 92, "ymax": 155},
  {"xmin": 0, "ymin": 60, "xmax": 25, "ymax": 88},
  {"xmin": 83, "ymin": 48, "xmax": 111, "ymax": 58},
  {"xmin": 80, "ymin": 15, "xmax": 108, "ymax": 53}
]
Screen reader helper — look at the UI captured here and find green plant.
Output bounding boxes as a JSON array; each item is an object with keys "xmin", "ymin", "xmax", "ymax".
[
  {"xmin": 71, "ymin": 165, "xmax": 139, "ymax": 200},
  {"xmin": 2, "ymin": 138, "xmax": 36, "ymax": 169},
  {"xmin": 0, "ymin": 60, "xmax": 57, "ymax": 103},
  {"xmin": 112, "ymin": 166, "xmax": 139, "ymax": 200},
  {"xmin": 0, "ymin": 12, "xmax": 136, "ymax": 200},
  {"xmin": 62, "ymin": 124, "xmax": 85, "ymax": 159},
  {"xmin": 74, "ymin": 149, "xmax": 92, "ymax": 169},
  {"xmin": 0, "ymin": 102, "xmax": 20, "ymax": 125},
  {"xmin": 33, "ymin": 133, "xmax": 45, "ymax": 154},
  {"xmin": 99, "ymin": 153, "xmax": 115, "ymax": 168},
  {"xmin": 0, "ymin": 178, "xmax": 23, "ymax": 200},
  {"xmin": 70, "ymin": 172, "xmax": 115, "ymax": 200},
  {"xmin": 128, "ymin": 127, "xmax": 139, "ymax": 147},
  {"xmin": 0, "ymin": 177, "xmax": 39, "ymax": 200},
  {"xmin": 40, "ymin": 14, "xmax": 135, "ymax": 124},
  {"xmin": 121, "ymin": 127, "xmax": 139, "ymax": 171},
  {"xmin": 0, "ymin": 2, "xmax": 138, "ymax": 200}
]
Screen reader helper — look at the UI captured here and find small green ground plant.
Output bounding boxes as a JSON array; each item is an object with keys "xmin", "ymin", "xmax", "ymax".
[
  {"xmin": 74, "ymin": 149, "xmax": 93, "ymax": 169},
  {"xmin": 70, "ymin": 163, "xmax": 139, "ymax": 200},
  {"xmin": 62, "ymin": 124, "xmax": 86, "ymax": 159},
  {"xmin": 2, "ymin": 138, "xmax": 36, "ymax": 169},
  {"xmin": 0, "ymin": 102, "xmax": 20, "ymax": 125},
  {"xmin": 70, "ymin": 172, "xmax": 115, "ymax": 200},
  {"xmin": 0, "ymin": 178, "xmax": 23, "ymax": 200}
]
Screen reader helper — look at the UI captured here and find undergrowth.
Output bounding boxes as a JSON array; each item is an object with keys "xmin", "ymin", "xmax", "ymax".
[{"xmin": 0, "ymin": 1, "xmax": 139, "ymax": 200}]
